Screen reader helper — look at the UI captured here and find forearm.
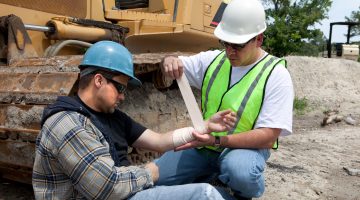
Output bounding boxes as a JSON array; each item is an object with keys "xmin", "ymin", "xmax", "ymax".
[
  {"xmin": 220, "ymin": 128, "xmax": 280, "ymax": 149},
  {"xmin": 153, "ymin": 131, "xmax": 175, "ymax": 153},
  {"xmin": 133, "ymin": 128, "xmax": 195, "ymax": 153}
]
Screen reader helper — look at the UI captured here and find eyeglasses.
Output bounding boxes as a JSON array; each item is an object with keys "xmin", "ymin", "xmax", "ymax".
[
  {"xmin": 219, "ymin": 40, "xmax": 249, "ymax": 51},
  {"xmin": 101, "ymin": 74, "xmax": 127, "ymax": 94}
]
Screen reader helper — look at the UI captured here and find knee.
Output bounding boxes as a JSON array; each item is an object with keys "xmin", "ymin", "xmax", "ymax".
[
  {"xmin": 229, "ymin": 168, "xmax": 265, "ymax": 198},
  {"xmin": 191, "ymin": 183, "xmax": 226, "ymax": 200},
  {"xmin": 220, "ymin": 155, "xmax": 266, "ymax": 197}
]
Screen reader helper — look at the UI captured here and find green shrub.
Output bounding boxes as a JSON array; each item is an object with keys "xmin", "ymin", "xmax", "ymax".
[{"xmin": 294, "ymin": 97, "xmax": 308, "ymax": 115}]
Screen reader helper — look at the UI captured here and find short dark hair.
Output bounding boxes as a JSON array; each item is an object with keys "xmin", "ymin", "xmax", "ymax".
[
  {"xmin": 78, "ymin": 73, "xmax": 95, "ymax": 90},
  {"xmin": 78, "ymin": 69, "xmax": 119, "ymax": 90}
]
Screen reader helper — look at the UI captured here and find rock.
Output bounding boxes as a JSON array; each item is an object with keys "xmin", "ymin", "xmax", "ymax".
[
  {"xmin": 334, "ymin": 115, "xmax": 343, "ymax": 123},
  {"xmin": 322, "ymin": 114, "xmax": 335, "ymax": 126},
  {"xmin": 344, "ymin": 115, "xmax": 357, "ymax": 125},
  {"xmin": 343, "ymin": 167, "xmax": 360, "ymax": 176},
  {"xmin": 321, "ymin": 113, "xmax": 343, "ymax": 126}
]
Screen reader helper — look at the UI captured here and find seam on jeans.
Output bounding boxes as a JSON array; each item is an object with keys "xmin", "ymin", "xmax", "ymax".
[{"xmin": 250, "ymin": 150, "xmax": 266, "ymax": 183}]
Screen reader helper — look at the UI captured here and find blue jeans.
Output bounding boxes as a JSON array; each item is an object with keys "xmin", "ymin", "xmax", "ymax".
[
  {"xmin": 155, "ymin": 148, "xmax": 270, "ymax": 198},
  {"xmin": 129, "ymin": 183, "xmax": 236, "ymax": 200}
]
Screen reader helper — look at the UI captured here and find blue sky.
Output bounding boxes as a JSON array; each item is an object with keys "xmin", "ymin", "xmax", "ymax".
[{"xmin": 315, "ymin": 0, "xmax": 360, "ymax": 42}]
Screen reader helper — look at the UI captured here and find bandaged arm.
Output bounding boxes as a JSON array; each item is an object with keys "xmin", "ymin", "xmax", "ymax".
[
  {"xmin": 172, "ymin": 127, "xmax": 195, "ymax": 147},
  {"xmin": 133, "ymin": 126, "xmax": 207, "ymax": 153}
]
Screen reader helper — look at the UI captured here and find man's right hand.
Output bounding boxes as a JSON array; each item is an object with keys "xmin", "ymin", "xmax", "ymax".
[{"xmin": 161, "ymin": 56, "xmax": 184, "ymax": 79}]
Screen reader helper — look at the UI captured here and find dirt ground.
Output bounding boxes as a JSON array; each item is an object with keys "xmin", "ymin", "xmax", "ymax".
[
  {"xmin": 259, "ymin": 56, "xmax": 360, "ymax": 200},
  {"xmin": 0, "ymin": 56, "xmax": 359, "ymax": 199}
]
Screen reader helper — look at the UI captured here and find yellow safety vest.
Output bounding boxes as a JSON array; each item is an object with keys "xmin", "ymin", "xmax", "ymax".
[{"xmin": 201, "ymin": 51, "xmax": 286, "ymax": 151}]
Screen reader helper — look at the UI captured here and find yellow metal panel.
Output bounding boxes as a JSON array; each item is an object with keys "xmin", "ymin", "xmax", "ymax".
[
  {"xmin": 204, "ymin": 26, "xmax": 216, "ymax": 34},
  {"xmin": 172, "ymin": 0, "xmax": 188, "ymax": 24},
  {"xmin": 204, "ymin": 15, "xmax": 213, "ymax": 30},
  {"xmin": 203, "ymin": 0, "xmax": 222, "ymax": 28},
  {"xmin": 149, "ymin": 0, "xmax": 166, "ymax": 12},
  {"xmin": 179, "ymin": 0, "xmax": 192, "ymax": 25},
  {"xmin": 105, "ymin": 10, "xmax": 172, "ymax": 22},
  {"xmin": 0, "ymin": 0, "xmax": 87, "ymax": 18},
  {"xmin": 190, "ymin": 1, "xmax": 204, "ymax": 31},
  {"xmin": 161, "ymin": 0, "xmax": 173, "ymax": 14},
  {"xmin": 119, "ymin": 21, "xmax": 139, "ymax": 36},
  {"xmin": 140, "ymin": 20, "xmax": 177, "ymax": 27},
  {"xmin": 203, "ymin": 1, "xmax": 219, "ymax": 17},
  {"xmin": 125, "ymin": 26, "xmax": 220, "ymax": 53},
  {"xmin": 90, "ymin": 0, "xmax": 107, "ymax": 21},
  {"xmin": 120, "ymin": 20, "xmax": 180, "ymax": 36}
]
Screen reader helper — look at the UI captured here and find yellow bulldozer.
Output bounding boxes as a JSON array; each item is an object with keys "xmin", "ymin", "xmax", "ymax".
[{"xmin": 0, "ymin": 0, "xmax": 225, "ymax": 183}]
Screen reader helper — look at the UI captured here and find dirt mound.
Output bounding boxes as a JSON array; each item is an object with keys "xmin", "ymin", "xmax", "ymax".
[
  {"xmin": 286, "ymin": 56, "xmax": 360, "ymax": 115},
  {"xmin": 261, "ymin": 56, "xmax": 360, "ymax": 200}
]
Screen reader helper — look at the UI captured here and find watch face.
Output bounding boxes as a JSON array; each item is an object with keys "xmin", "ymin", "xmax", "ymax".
[{"xmin": 215, "ymin": 136, "xmax": 221, "ymax": 146}]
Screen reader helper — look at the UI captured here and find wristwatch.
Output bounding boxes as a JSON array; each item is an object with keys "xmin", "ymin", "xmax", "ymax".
[{"xmin": 214, "ymin": 136, "xmax": 221, "ymax": 147}]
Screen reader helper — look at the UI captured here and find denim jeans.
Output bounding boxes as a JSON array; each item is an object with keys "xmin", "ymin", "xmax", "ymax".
[
  {"xmin": 129, "ymin": 183, "xmax": 236, "ymax": 200},
  {"xmin": 154, "ymin": 148, "xmax": 270, "ymax": 198}
]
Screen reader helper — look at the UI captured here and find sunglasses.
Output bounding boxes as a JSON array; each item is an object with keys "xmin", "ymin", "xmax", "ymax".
[
  {"xmin": 219, "ymin": 40, "xmax": 250, "ymax": 51},
  {"xmin": 101, "ymin": 74, "xmax": 127, "ymax": 93}
]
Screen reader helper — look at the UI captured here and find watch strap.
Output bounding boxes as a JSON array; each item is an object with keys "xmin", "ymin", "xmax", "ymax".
[{"xmin": 214, "ymin": 136, "xmax": 221, "ymax": 147}]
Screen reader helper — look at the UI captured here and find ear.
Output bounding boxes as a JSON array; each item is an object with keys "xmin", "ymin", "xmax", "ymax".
[
  {"xmin": 256, "ymin": 34, "xmax": 264, "ymax": 47},
  {"xmin": 93, "ymin": 73, "xmax": 104, "ymax": 89}
]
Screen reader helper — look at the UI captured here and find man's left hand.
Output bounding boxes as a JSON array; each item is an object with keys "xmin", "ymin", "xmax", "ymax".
[{"xmin": 203, "ymin": 109, "xmax": 236, "ymax": 134}]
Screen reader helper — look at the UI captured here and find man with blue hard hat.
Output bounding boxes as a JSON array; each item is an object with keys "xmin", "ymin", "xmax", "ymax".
[{"xmin": 32, "ymin": 40, "xmax": 237, "ymax": 200}]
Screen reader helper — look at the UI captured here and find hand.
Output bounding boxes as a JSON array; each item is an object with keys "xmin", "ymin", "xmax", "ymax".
[
  {"xmin": 145, "ymin": 162, "xmax": 159, "ymax": 182},
  {"xmin": 203, "ymin": 109, "xmax": 236, "ymax": 134},
  {"xmin": 174, "ymin": 131, "xmax": 214, "ymax": 151},
  {"xmin": 161, "ymin": 56, "xmax": 184, "ymax": 79}
]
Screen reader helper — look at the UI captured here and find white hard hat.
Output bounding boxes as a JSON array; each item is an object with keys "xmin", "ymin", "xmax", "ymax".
[{"xmin": 214, "ymin": 0, "xmax": 267, "ymax": 44}]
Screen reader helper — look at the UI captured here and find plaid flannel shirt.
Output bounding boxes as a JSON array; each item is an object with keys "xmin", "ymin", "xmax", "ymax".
[{"xmin": 32, "ymin": 111, "xmax": 153, "ymax": 200}]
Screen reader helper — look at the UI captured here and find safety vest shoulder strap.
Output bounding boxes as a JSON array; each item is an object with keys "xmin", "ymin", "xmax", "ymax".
[{"xmin": 201, "ymin": 51, "xmax": 230, "ymax": 120}]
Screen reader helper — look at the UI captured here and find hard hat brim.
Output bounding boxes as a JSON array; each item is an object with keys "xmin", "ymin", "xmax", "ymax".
[
  {"xmin": 214, "ymin": 22, "xmax": 266, "ymax": 44},
  {"xmin": 79, "ymin": 64, "xmax": 142, "ymax": 86},
  {"xmin": 129, "ymin": 77, "xmax": 142, "ymax": 86}
]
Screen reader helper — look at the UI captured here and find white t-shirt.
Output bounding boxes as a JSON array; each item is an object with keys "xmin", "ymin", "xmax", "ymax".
[{"xmin": 179, "ymin": 50, "xmax": 294, "ymax": 136}]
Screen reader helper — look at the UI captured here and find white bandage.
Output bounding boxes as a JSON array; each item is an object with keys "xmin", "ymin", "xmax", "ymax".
[
  {"xmin": 195, "ymin": 124, "xmax": 208, "ymax": 135},
  {"xmin": 172, "ymin": 127, "xmax": 195, "ymax": 148}
]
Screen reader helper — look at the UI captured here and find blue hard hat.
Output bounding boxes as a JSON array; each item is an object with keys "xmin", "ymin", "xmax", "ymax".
[{"xmin": 79, "ymin": 41, "xmax": 141, "ymax": 86}]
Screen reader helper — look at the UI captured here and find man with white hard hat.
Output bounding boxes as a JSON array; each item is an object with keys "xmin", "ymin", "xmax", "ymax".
[{"xmin": 155, "ymin": 0, "xmax": 294, "ymax": 199}]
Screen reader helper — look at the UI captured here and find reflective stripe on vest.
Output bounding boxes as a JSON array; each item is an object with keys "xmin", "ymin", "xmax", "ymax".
[{"xmin": 201, "ymin": 51, "xmax": 286, "ymax": 151}]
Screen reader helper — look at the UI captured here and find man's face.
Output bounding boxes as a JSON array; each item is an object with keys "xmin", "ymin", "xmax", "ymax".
[
  {"xmin": 221, "ymin": 36, "xmax": 261, "ymax": 66},
  {"xmin": 96, "ymin": 73, "xmax": 130, "ymax": 113}
]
